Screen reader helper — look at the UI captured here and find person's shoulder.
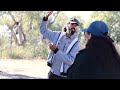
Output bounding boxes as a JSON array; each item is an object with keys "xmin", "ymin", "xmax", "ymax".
[
  {"xmin": 78, "ymin": 48, "xmax": 87, "ymax": 54},
  {"xmin": 75, "ymin": 48, "xmax": 95, "ymax": 66},
  {"xmin": 76, "ymin": 48, "xmax": 87, "ymax": 58},
  {"xmin": 77, "ymin": 48, "xmax": 93, "ymax": 58}
]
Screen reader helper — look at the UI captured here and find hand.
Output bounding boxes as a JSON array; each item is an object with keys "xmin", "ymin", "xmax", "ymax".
[
  {"xmin": 49, "ymin": 43, "xmax": 57, "ymax": 51},
  {"xmin": 45, "ymin": 11, "xmax": 53, "ymax": 18}
]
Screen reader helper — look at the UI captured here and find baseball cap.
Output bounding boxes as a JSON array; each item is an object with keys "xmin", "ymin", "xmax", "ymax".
[
  {"xmin": 69, "ymin": 18, "xmax": 80, "ymax": 26},
  {"xmin": 82, "ymin": 20, "xmax": 108, "ymax": 37}
]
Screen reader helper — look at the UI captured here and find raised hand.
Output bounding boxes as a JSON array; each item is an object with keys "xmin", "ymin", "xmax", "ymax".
[
  {"xmin": 45, "ymin": 11, "xmax": 53, "ymax": 18},
  {"xmin": 49, "ymin": 43, "xmax": 57, "ymax": 52}
]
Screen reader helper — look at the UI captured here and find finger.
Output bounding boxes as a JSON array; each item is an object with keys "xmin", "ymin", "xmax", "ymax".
[
  {"xmin": 49, "ymin": 43, "xmax": 53, "ymax": 46},
  {"xmin": 47, "ymin": 11, "xmax": 53, "ymax": 16},
  {"xmin": 49, "ymin": 45, "xmax": 52, "ymax": 49},
  {"xmin": 48, "ymin": 11, "xmax": 53, "ymax": 14}
]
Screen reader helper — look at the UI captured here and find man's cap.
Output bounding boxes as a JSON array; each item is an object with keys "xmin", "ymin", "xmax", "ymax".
[
  {"xmin": 82, "ymin": 20, "xmax": 108, "ymax": 37},
  {"xmin": 69, "ymin": 18, "xmax": 80, "ymax": 26}
]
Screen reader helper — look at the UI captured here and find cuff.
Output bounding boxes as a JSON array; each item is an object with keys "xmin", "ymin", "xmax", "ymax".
[
  {"xmin": 54, "ymin": 48, "xmax": 59, "ymax": 54},
  {"xmin": 43, "ymin": 17, "xmax": 48, "ymax": 21}
]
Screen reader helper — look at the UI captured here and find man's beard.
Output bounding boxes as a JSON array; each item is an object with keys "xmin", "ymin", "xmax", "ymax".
[
  {"xmin": 70, "ymin": 29, "xmax": 75, "ymax": 35},
  {"xmin": 64, "ymin": 26, "xmax": 75, "ymax": 35}
]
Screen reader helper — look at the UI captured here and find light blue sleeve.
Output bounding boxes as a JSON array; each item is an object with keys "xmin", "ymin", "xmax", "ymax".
[
  {"xmin": 55, "ymin": 41, "xmax": 81, "ymax": 65},
  {"xmin": 39, "ymin": 20, "xmax": 60, "ymax": 43}
]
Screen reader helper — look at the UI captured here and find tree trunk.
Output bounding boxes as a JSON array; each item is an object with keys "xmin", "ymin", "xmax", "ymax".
[
  {"xmin": 8, "ymin": 11, "xmax": 26, "ymax": 46},
  {"xmin": 6, "ymin": 23, "xmax": 19, "ymax": 46},
  {"xmin": 28, "ymin": 20, "xmax": 32, "ymax": 32},
  {"xmin": 17, "ymin": 19, "xmax": 26, "ymax": 45}
]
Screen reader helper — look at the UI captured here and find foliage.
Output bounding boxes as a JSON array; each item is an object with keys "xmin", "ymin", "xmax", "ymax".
[{"xmin": 0, "ymin": 11, "xmax": 68, "ymax": 60}]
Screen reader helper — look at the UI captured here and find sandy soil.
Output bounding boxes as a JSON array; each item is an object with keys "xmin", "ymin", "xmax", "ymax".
[{"xmin": 0, "ymin": 59, "xmax": 50, "ymax": 79}]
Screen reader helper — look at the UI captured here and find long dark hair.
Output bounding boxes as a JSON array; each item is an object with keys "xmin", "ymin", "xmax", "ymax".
[{"xmin": 86, "ymin": 34, "xmax": 120, "ymax": 69}]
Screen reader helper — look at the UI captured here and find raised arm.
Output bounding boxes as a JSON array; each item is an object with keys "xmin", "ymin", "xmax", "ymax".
[{"xmin": 39, "ymin": 11, "xmax": 58, "ymax": 43}]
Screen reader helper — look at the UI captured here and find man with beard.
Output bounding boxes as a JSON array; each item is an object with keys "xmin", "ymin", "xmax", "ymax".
[{"xmin": 39, "ymin": 11, "xmax": 81, "ymax": 79}]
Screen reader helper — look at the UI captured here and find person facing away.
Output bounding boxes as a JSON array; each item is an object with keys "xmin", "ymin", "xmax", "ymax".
[
  {"xmin": 39, "ymin": 11, "xmax": 81, "ymax": 79},
  {"xmin": 67, "ymin": 20, "xmax": 120, "ymax": 79}
]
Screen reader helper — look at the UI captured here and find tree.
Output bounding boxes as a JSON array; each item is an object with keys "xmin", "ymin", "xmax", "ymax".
[{"xmin": 6, "ymin": 11, "xmax": 26, "ymax": 46}]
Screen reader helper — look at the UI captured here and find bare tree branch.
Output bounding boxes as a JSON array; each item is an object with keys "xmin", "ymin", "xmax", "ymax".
[{"xmin": 8, "ymin": 11, "xmax": 16, "ymax": 23}]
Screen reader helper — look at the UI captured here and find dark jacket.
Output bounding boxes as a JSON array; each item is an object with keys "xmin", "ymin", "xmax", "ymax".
[{"xmin": 67, "ymin": 48, "xmax": 120, "ymax": 79}]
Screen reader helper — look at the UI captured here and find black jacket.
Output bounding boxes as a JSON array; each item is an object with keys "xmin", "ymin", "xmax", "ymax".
[{"xmin": 67, "ymin": 48, "xmax": 120, "ymax": 79}]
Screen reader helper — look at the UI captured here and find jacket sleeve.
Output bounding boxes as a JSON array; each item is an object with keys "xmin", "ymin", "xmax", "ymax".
[
  {"xmin": 55, "ymin": 41, "xmax": 81, "ymax": 65},
  {"xmin": 39, "ymin": 19, "xmax": 59, "ymax": 43}
]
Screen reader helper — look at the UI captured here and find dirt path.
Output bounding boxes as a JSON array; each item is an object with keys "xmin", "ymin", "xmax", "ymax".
[{"xmin": 0, "ymin": 59, "xmax": 50, "ymax": 79}]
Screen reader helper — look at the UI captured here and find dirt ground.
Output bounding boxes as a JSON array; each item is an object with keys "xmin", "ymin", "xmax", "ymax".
[{"xmin": 0, "ymin": 59, "xmax": 50, "ymax": 79}]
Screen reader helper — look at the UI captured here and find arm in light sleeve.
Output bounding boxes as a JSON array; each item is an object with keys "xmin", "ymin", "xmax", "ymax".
[
  {"xmin": 39, "ymin": 20, "xmax": 59, "ymax": 43},
  {"xmin": 55, "ymin": 41, "xmax": 81, "ymax": 65}
]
